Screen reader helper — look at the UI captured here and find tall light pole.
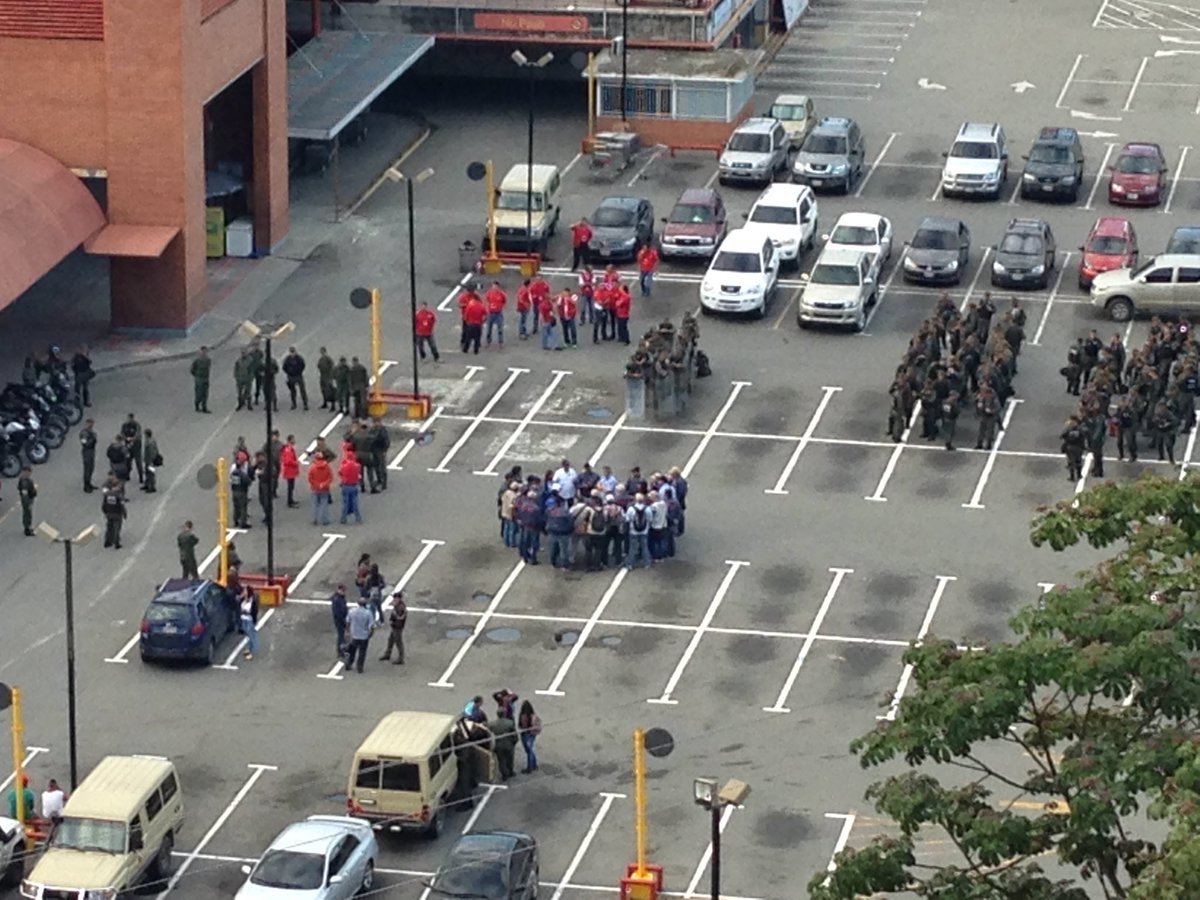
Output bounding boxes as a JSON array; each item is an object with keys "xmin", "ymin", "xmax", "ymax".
[
  {"xmin": 693, "ymin": 777, "xmax": 751, "ymax": 900},
  {"xmin": 385, "ymin": 166, "xmax": 435, "ymax": 397},
  {"xmin": 511, "ymin": 50, "xmax": 554, "ymax": 253},
  {"xmin": 621, "ymin": 0, "xmax": 629, "ymax": 122},
  {"xmin": 36, "ymin": 521, "xmax": 100, "ymax": 790},
  {"xmin": 240, "ymin": 321, "xmax": 295, "ymax": 584}
]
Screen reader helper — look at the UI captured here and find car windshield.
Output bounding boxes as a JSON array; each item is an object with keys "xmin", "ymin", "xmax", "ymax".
[
  {"xmin": 727, "ymin": 133, "xmax": 770, "ymax": 153},
  {"xmin": 710, "ymin": 251, "xmax": 762, "ymax": 274},
  {"xmin": 749, "ymin": 205, "xmax": 796, "ymax": 225},
  {"xmin": 146, "ymin": 601, "xmax": 191, "ymax": 623},
  {"xmin": 669, "ymin": 204, "xmax": 715, "ymax": 224},
  {"xmin": 53, "ymin": 818, "xmax": 127, "ymax": 853},
  {"xmin": 430, "ymin": 840, "xmax": 513, "ymax": 899},
  {"xmin": 802, "ymin": 134, "xmax": 847, "ymax": 155},
  {"xmin": 1000, "ymin": 233, "xmax": 1042, "ymax": 255},
  {"xmin": 911, "ymin": 228, "xmax": 957, "ymax": 250},
  {"xmin": 950, "ymin": 141, "xmax": 998, "ymax": 160},
  {"xmin": 593, "ymin": 207, "xmax": 636, "ymax": 228},
  {"xmin": 1117, "ymin": 154, "xmax": 1160, "ymax": 174},
  {"xmin": 1168, "ymin": 230, "xmax": 1200, "ymax": 253},
  {"xmin": 496, "ymin": 190, "xmax": 544, "ymax": 212},
  {"xmin": 1087, "ymin": 236, "xmax": 1128, "ymax": 255},
  {"xmin": 809, "ymin": 264, "xmax": 861, "ymax": 286},
  {"xmin": 1030, "ymin": 145, "xmax": 1072, "ymax": 164},
  {"xmin": 251, "ymin": 849, "xmax": 326, "ymax": 890},
  {"xmin": 770, "ymin": 104, "xmax": 807, "ymax": 120},
  {"xmin": 830, "ymin": 225, "xmax": 876, "ymax": 246}
]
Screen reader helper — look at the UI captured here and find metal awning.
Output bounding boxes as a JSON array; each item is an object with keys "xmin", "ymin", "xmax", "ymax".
[
  {"xmin": 84, "ymin": 224, "xmax": 179, "ymax": 258},
  {"xmin": 288, "ymin": 31, "xmax": 435, "ymax": 142},
  {"xmin": 0, "ymin": 138, "xmax": 106, "ymax": 312}
]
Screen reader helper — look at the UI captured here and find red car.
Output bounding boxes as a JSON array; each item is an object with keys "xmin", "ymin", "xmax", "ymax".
[
  {"xmin": 1108, "ymin": 142, "xmax": 1168, "ymax": 206},
  {"xmin": 1078, "ymin": 216, "xmax": 1138, "ymax": 289}
]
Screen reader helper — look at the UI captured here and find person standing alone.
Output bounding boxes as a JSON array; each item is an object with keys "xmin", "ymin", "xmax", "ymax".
[
  {"xmin": 191, "ymin": 346, "xmax": 212, "ymax": 413},
  {"xmin": 17, "ymin": 466, "xmax": 36, "ymax": 536},
  {"xmin": 517, "ymin": 700, "xmax": 541, "ymax": 773},
  {"xmin": 379, "ymin": 590, "xmax": 407, "ymax": 664},
  {"xmin": 79, "ymin": 418, "xmax": 97, "ymax": 492},
  {"xmin": 415, "ymin": 302, "xmax": 440, "ymax": 361},
  {"xmin": 178, "ymin": 520, "xmax": 200, "ymax": 579}
]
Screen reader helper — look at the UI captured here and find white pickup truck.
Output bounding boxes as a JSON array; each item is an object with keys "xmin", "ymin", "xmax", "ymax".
[{"xmin": 0, "ymin": 815, "xmax": 24, "ymax": 887}]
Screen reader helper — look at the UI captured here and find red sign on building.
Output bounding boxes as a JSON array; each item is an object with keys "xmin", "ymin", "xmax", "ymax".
[{"xmin": 473, "ymin": 12, "xmax": 589, "ymax": 33}]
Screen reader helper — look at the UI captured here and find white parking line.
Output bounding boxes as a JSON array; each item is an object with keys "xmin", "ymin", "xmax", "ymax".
[
  {"xmin": 764, "ymin": 567, "xmax": 853, "ymax": 713},
  {"xmin": 1030, "ymin": 251, "xmax": 1074, "ymax": 346},
  {"xmin": 866, "ymin": 402, "xmax": 919, "ymax": 503},
  {"xmin": 475, "ymin": 370, "xmax": 571, "ymax": 475},
  {"xmin": 649, "ymin": 560, "xmax": 749, "ymax": 705},
  {"xmin": 155, "ymin": 764, "xmax": 276, "ymax": 900},
  {"xmin": 437, "ymin": 271, "xmax": 476, "ymax": 312},
  {"xmin": 962, "ymin": 398, "xmax": 1023, "ymax": 509},
  {"xmin": 958, "ymin": 247, "xmax": 991, "ymax": 313},
  {"xmin": 430, "ymin": 367, "xmax": 527, "ymax": 473},
  {"xmin": 588, "ymin": 411, "xmax": 628, "ymax": 467},
  {"xmin": 538, "ymin": 568, "xmax": 629, "ymax": 697},
  {"xmin": 390, "ymin": 367, "xmax": 483, "ymax": 470},
  {"xmin": 549, "ymin": 793, "xmax": 625, "ymax": 900},
  {"xmin": 1056, "ymin": 54, "xmax": 1085, "ymax": 108},
  {"xmin": 681, "ymin": 381, "xmax": 751, "ymax": 478},
  {"xmin": 1164, "ymin": 145, "xmax": 1192, "ymax": 214},
  {"xmin": 878, "ymin": 575, "xmax": 956, "ymax": 721},
  {"xmin": 683, "ymin": 804, "xmax": 738, "ymax": 898},
  {"xmin": 1004, "ymin": 175, "xmax": 1023, "ymax": 206},
  {"xmin": 1074, "ymin": 451, "xmax": 1094, "ymax": 495},
  {"xmin": 1179, "ymin": 412, "xmax": 1200, "ymax": 479},
  {"xmin": 1, "ymin": 746, "xmax": 49, "ymax": 792},
  {"xmin": 627, "ymin": 147, "xmax": 662, "ymax": 187},
  {"xmin": 855, "ymin": 131, "xmax": 897, "ymax": 198},
  {"xmin": 765, "ymin": 387, "xmax": 841, "ymax": 495},
  {"xmin": 822, "ymin": 813, "xmax": 857, "ymax": 886},
  {"xmin": 460, "ymin": 782, "xmax": 507, "ymax": 834},
  {"xmin": 860, "ymin": 250, "xmax": 905, "ymax": 334},
  {"xmin": 1080, "ymin": 143, "xmax": 1118, "ymax": 210},
  {"xmin": 1124, "ymin": 56, "xmax": 1150, "ymax": 110},
  {"xmin": 927, "ymin": 178, "xmax": 942, "ymax": 202},
  {"xmin": 429, "ymin": 560, "xmax": 525, "ymax": 688}
]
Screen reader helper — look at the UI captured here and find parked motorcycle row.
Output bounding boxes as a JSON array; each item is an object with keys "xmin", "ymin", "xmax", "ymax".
[{"xmin": 0, "ymin": 368, "xmax": 83, "ymax": 478}]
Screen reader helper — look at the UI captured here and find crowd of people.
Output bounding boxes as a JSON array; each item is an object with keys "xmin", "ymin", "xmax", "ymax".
[
  {"xmin": 1058, "ymin": 319, "xmax": 1199, "ymax": 479},
  {"xmin": 494, "ymin": 459, "xmax": 689, "ymax": 571},
  {"xmin": 887, "ymin": 292, "xmax": 1026, "ymax": 452}
]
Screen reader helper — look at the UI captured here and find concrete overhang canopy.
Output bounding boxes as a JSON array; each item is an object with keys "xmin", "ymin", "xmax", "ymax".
[
  {"xmin": 588, "ymin": 47, "xmax": 760, "ymax": 83},
  {"xmin": 84, "ymin": 224, "xmax": 179, "ymax": 258},
  {"xmin": 0, "ymin": 138, "xmax": 106, "ymax": 312}
]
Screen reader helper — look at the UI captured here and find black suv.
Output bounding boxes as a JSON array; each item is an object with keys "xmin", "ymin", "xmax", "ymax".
[
  {"xmin": 1020, "ymin": 127, "xmax": 1085, "ymax": 202},
  {"xmin": 139, "ymin": 578, "xmax": 239, "ymax": 665},
  {"xmin": 992, "ymin": 218, "xmax": 1057, "ymax": 289}
]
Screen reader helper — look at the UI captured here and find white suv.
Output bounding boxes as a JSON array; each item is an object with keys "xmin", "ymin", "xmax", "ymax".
[
  {"xmin": 700, "ymin": 228, "xmax": 781, "ymax": 318},
  {"xmin": 718, "ymin": 118, "xmax": 789, "ymax": 186},
  {"xmin": 741, "ymin": 183, "xmax": 819, "ymax": 266},
  {"xmin": 797, "ymin": 246, "xmax": 879, "ymax": 332},
  {"xmin": 941, "ymin": 122, "xmax": 1008, "ymax": 199}
]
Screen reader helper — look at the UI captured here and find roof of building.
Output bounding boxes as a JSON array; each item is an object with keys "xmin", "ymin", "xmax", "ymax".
[{"xmin": 590, "ymin": 48, "xmax": 761, "ymax": 82}]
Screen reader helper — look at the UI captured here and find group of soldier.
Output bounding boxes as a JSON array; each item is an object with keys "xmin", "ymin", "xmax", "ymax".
[
  {"xmin": 887, "ymin": 292, "xmax": 1026, "ymax": 452},
  {"xmin": 1058, "ymin": 319, "xmax": 1199, "ymax": 480}
]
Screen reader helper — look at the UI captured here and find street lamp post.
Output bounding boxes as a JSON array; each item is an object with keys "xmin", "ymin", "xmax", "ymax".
[
  {"xmin": 511, "ymin": 50, "xmax": 555, "ymax": 253},
  {"xmin": 385, "ymin": 166, "xmax": 435, "ymax": 397},
  {"xmin": 692, "ymin": 777, "xmax": 751, "ymax": 900},
  {"xmin": 36, "ymin": 522, "xmax": 100, "ymax": 790},
  {"xmin": 621, "ymin": 0, "xmax": 629, "ymax": 122}
]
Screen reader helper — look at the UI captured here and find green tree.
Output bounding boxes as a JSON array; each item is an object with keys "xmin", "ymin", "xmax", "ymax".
[{"xmin": 809, "ymin": 476, "xmax": 1200, "ymax": 899}]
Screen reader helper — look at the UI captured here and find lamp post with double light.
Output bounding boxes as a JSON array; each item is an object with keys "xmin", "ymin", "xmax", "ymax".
[
  {"xmin": 384, "ymin": 166, "xmax": 435, "ymax": 397},
  {"xmin": 692, "ymin": 777, "xmax": 751, "ymax": 900},
  {"xmin": 511, "ymin": 50, "xmax": 555, "ymax": 255}
]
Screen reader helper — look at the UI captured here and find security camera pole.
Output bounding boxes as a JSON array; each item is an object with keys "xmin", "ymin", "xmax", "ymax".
[{"xmin": 692, "ymin": 776, "xmax": 751, "ymax": 900}]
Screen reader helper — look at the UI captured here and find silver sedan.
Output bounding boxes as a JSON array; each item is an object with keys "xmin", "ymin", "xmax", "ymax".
[{"xmin": 236, "ymin": 815, "xmax": 378, "ymax": 900}]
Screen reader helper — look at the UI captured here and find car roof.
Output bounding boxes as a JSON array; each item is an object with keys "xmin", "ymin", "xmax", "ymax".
[
  {"xmin": 357, "ymin": 711, "xmax": 457, "ymax": 758},
  {"xmin": 812, "ymin": 116, "xmax": 853, "ymax": 133},
  {"xmin": 752, "ymin": 183, "xmax": 810, "ymax": 205},
  {"xmin": 675, "ymin": 188, "xmax": 719, "ymax": 206},
  {"xmin": 1171, "ymin": 225, "xmax": 1200, "ymax": 235},
  {"xmin": 832, "ymin": 212, "xmax": 884, "ymax": 229},
  {"xmin": 956, "ymin": 122, "xmax": 1002, "ymax": 140},
  {"xmin": 273, "ymin": 819, "xmax": 354, "ymax": 855},
  {"xmin": 717, "ymin": 228, "xmax": 770, "ymax": 252},
  {"xmin": 1119, "ymin": 142, "xmax": 1161, "ymax": 156},
  {"xmin": 1145, "ymin": 254, "xmax": 1200, "ymax": 266},
  {"xmin": 152, "ymin": 579, "xmax": 208, "ymax": 606},
  {"xmin": 1092, "ymin": 216, "xmax": 1132, "ymax": 236},
  {"xmin": 1034, "ymin": 126, "xmax": 1078, "ymax": 144},
  {"xmin": 735, "ymin": 117, "xmax": 779, "ymax": 134},
  {"xmin": 915, "ymin": 216, "xmax": 962, "ymax": 233},
  {"xmin": 771, "ymin": 93, "xmax": 810, "ymax": 106},
  {"xmin": 64, "ymin": 756, "xmax": 175, "ymax": 821},
  {"xmin": 1007, "ymin": 217, "xmax": 1049, "ymax": 233},
  {"xmin": 816, "ymin": 246, "xmax": 870, "ymax": 266},
  {"xmin": 597, "ymin": 196, "xmax": 642, "ymax": 210},
  {"xmin": 450, "ymin": 831, "xmax": 529, "ymax": 853}
]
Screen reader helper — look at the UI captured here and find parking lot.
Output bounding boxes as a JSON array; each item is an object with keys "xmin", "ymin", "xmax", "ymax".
[{"xmin": 5, "ymin": 0, "xmax": 1200, "ymax": 896}]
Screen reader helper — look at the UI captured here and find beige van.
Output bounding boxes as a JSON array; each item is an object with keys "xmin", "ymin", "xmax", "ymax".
[
  {"xmin": 346, "ymin": 711, "xmax": 467, "ymax": 838},
  {"xmin": 491, "ymin": 164, "xmax": 562, "ymax": 253},
  {"xmin": 22, "ymin": 756, "xmax": 184, "ymax": 899},
  {"xmin": 769, "ymin": 94, "xmax": 815, "ymax": 148}
]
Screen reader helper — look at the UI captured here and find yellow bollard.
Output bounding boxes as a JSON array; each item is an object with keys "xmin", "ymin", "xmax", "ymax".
[{"xmin": 10, "ymin": 686, "xmax": 27, "ymax": 830}]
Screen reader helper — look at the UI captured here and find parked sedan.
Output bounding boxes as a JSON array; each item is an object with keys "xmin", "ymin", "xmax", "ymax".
[
  {"xmin": 902, "ymin": 216, "xmax": 970, "ymax": 285},
  {"xmin": 587, "ymin": 196, "xmax": 654, "ymax": 261},
  {"xmin": 236, "ymin": 816, "xmax": 378, "ymax": 900},
  {"xmin": 822, "ymin": 212, "xmax": 892, "ymax": 266},
  {"xmin": 139, "ymin": 578, "xmax": 239, "ymax": 665},
  {"xmin": 992, "ymin": 218, "xmax": 1056, "ymax": 289},
  {"xmin": 426, "ymin": 831, "xmax": 539, "ymax": 900},
  {"xmin": 1108, "ymin": 143, "xmax": 1168, "ymax": 206},
  {"xmin": 1166, "ymin": 225, "xmax": 1200, "ymax": 255},
  {"xmin": 1079, "ymin": 216, "xmax": 1138, "ymax": 289}
]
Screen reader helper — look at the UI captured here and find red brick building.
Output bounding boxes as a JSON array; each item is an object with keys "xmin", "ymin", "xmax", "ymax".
[{"xmin": 0, "ymin": 0, "xmax": 289, "ymax": 331}]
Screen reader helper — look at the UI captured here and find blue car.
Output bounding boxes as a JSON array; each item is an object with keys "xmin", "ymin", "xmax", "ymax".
[{"xmin": 139, "ymin": 578, "xmax": 239, "ymax": 665}]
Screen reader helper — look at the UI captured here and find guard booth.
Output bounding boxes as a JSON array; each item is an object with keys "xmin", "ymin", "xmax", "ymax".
[{"xmin": 588, "ymin": 48, "xmax": 760, "ymax": 153}]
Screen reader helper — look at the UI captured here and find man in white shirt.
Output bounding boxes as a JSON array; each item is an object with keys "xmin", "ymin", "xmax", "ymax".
[
  {"xmin": 41, "ymin": 778, "xmax": 66, "ymax": 822},
  {"xmin": 552, "ymin": 458, "xmax": 578, "ymax": 501}
]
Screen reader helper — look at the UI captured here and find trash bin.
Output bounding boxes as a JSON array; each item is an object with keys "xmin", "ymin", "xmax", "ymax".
[
  {"xmin": 225, "ymin": 218, "xmax": 254, "ymax": 258},
  {"xmin": 458, "ymin": 241, "xmax": 478, "ymax": 274}
]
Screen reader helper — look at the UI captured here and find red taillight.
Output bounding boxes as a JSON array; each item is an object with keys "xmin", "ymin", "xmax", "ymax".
[
  {"xmin": 140, "ymin": 619, "xmax": 151, "ymax": 634},
  {"xmin": 419, "ymin": 805, "xmax": 431, "ymax": 822},
  {"xmin": 190, "ymin": 622, "xmax": 205, "ymax": 636}
]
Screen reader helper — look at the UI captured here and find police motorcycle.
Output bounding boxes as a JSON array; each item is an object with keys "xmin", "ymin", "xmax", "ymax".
[
  {"xmin": 0, "ymin": 412, "xmax": 49, "ymax": 465},
  {"xmin": 1, "ymin": 380, "xmax": 75, "ymax": 433}
]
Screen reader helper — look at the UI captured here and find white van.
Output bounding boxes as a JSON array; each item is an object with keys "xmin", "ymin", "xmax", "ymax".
[
  {"xmin": 769, "ymin": 94, "xmax": 815, "ymax": 148},
  {"xmin": 741, "ymin": 183, "xmax": 819, "ymax": 265},
  {"xmin": 491, "ymin": 164, "xmax": 562, "ymax": 253}
]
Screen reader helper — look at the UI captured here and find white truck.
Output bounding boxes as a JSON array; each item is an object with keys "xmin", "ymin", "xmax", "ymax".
[{"xmin": 0, "ymin": 815, "xmax": 25, "ymax": 887}]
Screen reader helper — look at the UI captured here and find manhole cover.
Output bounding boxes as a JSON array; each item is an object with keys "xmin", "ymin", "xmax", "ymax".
[
  {"xmin": 555, "ymin": 629, "xmax": 580, "ymax": 646},
  {"xmin": 446, "ymin": 627, "xmax": 473, "ymax": 639},
  {"xmin": 417, "ymin": 432, "xmax": 435, "ymax": 446},
  {"xmin": 586, "ymin": 407, "xmax": 612, "ymax": 418},
  {"xmin": 600, "ymin": 635, "xmax": 623, "ymax": 647},
  {"xmin": 472, "ymin": 592, "xmax": 493, "ymax": 604},
  {"xmin": 486, "ymin": 627, "xmax": 521, "ymax": 643}
]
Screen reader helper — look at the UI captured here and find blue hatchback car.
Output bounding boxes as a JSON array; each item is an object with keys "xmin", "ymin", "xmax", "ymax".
[{"xmin": 140, "ymin": 578, "xmax": 239, "ymax": 665}]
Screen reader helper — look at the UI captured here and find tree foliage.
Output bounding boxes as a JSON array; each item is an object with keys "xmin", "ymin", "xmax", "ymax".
[{"xmin": 809, "ymin": 474, "xmax": 1200, "ymax": 899}]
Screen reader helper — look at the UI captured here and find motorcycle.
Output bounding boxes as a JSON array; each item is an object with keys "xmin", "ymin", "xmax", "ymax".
[
  {"xmin": 1, "ymin": 416, "xmax": 48, "ymax": 465},
  {"xmin": 0, "ymin": 433, "xmax": 20, "ymax": 478}
]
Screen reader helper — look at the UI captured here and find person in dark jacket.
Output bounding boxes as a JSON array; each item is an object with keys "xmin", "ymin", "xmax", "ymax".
[
  {"xmin": 514, "ymin": 489, "xmax": 545, "ymax": 565},
  {"xmin": 330, "ymin": 585, "xmax": 349, "ymax": 658},
  {"xmin": 282, "ymin": 347, "xmax": 308, "ymax": 411}
]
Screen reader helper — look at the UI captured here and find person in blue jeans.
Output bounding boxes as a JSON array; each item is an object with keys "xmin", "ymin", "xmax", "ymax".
[
  {"xmin": 541, "ymin": 313, "xmax": 561, "ymax": 351},
  {"xmin": 546, "ymin": 500, "xmax": 574, "ymax": 569},
  {"xmin": 330, "ymin": 585, "xmax": 349, "ymax": 658},
  {"xmin": 517, "ymin": 700, "xmax": 542, "ymax": 773},
  {"xmin": 239, "ymin": 587, "xmax": 259, "ymax": 661},
  {"xmin": 624, "ymin": 496, "xmax": 651, "ymax": 568}
]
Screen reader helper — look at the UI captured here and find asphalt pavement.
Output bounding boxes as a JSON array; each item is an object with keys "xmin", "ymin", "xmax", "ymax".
[{"xmin": 4, "ymin": 0, "xmax": 1200, "ymax": 896}]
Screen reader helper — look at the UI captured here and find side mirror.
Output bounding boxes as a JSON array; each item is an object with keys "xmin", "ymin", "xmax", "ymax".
[
  {"xmin": 741, "ymin": 212, "xmax": 749, "ymax": 219},
  {"xmin": 1001, "ymin": 153, "xmax": 1008, "ymax": 160},
  {"xmin": 130, "ymin": 834, "xmax": 143, "ymax": 851},
  {"xmin": 1079, "ymin": 245, "xmax": 1085, "ymax": 252},
  {"xmin": 865, "ymin": 277, "xmax": 875, "ymax": 286},
  {"xmin": 1021, "ymin": 155, "xmax": 1029, "ymax": 161},
  {"xmin": 820, "ymin": 233, "xmax": 830, "ymax": 242},
  {"xmin": 241, "ymin": 864, "xmax": 253, "ymax": 875},
  {"xmin": 942, "ymin": 151, "xmax": 949, "ymax": 158},
  {"xmin": 660, "ymin": 217, "xmax": 668, "ymax": 224},
  {"xmin": 329, "ymin": 874, "xmax": 345, "ymax": 886}
]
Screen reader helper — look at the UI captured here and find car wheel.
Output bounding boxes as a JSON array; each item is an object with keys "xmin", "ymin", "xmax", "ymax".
[
  {"xmin": 852, "ymin": 305, "xmax": 867, "ymax": 333},
  {"xmin": 150, "ymin": 834, "xmax": 174, "ymax": 882},
  {"xmin": 425, "ymin": 805, "xmax": 445, "ymax": 839},
  {"xmin": 358, "ymin": 861, "xmax": 375, "ymax": 895},
  {"xmin": 1107, "ymin": 297, "xmax": 1134, "ymax": 322}
]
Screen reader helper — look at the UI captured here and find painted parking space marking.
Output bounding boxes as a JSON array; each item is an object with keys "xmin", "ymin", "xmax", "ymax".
[
  {"xmin": 681, "ymin": 382, "xmax": 751, "ymax": 478},
  {"xmin": 821, "ymin": 813, "xmax": 858, "ymax": 886},
  {"xmin": 878, "ymin": 575, "xmax": 956, "ymax": 721},
  {"xmin": 683, "ymin": 803, "xmax": 737, "ymax": 898},
  {"xmin": 300, "ymin": 361, "xmax": 397, "ymax": 464},
  {"xmin": 1030, "ymin": 252, "xmax": 1074, "ymax": 346},
  {"xmin": 549, "ymin": 793, "xmax": 625, "ymax": 900},
  {"xmin": 1080, "ymin": 143, "xmax": 1118, "ymax": 209},
  {"xmin": 962, "ymin": 399, "xmax": 1024, "ymax": 509},
  {"xmin": 429, "ymin": 560, "xmax": 526, "ymax": 688},
  {"xmin": 854, "ymin": 132, "xmax": 897, "ymax": 197},
  {"xmin": 538, "ymin": 568, "xmax": 629, "ymax": 697},
  {"xmin": 2, "ymin": 746, "xmax": 49, "ymax": 792},
  {"xmin": 1164, "ymin": 145, "xmax": 1192, "ymax": 213},
  {"xmin": 764, "ymin": 567, "xmax": 853, "ymax": 714},
  {"xmin": 765, "ymin": 387, "xmax": 842, "ymax": 495},
  {"xmin": 430, "ymin": 367, "xmax": 527, "ymax": 473},
  {"xmin": 475, "ymin": 369, "xmax": 572, "ymax": 475},
  {"xmin": 390, "ymin": 366, "xmax": 483, "ymax": 470}
]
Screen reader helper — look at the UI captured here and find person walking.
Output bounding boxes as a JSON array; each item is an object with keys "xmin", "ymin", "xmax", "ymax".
[
  {"xmin": 365, "ymin": 563, "xmax": 386, "ymax": 624},
  {"xmin": 1061, "ymin": 415, "xmax": 1086, "ymax": 482},
  {"xmin": 339, "ymin": 450, "xmax": 363, "ymax": 525},
  {"xmin": 415, "ymin": 302, "xmax": 440, "ymax": 361},
  {"xmin": 142, "ymin": 428, "xmax": 161, "ymax": 493},
  {"xmin": 637, "ymin": 242, "xmax": 659, "ymax": 297},
  {"xmin": 368, "ymin": 417, "xmax": 390, "ymax": 493},
  {"xmin": 17, "ymin": 466, "xmax": 36, "ymax": 536},
  {"xmin": 485, "ymin": 281, "xmax": 507, "ymax": 347},
  {"xmin": 330, "ymin": 584, "xmax": 349, "ymax": 658},
  {"xmin": 178, "ymin": 520, "xmax": 200, "ymax": 579},
  {"xmin": 239, "ymin": 585, "xmax": 259, "ymax": 661},
  {"xmin": 101, "ymin": 477, "xmax": 127, "ymax": 549},
  {"xmin": 281, "ymin": 435, "xmax": 300, "ymax": 508},
  {"xmin": 79, "ymin": 418, "xmax": 97, "ymax": 492},
  {"xmin": 517, "ymin": 700, "xmax": 541, "ymax": 773},
  {"xmin": 190, "ymin": 346, "xmax": 212, "ymax": 413},
  {"xmin": 344, "ymin": 597, "xmax": 375, "ymax": 673},
  {"xmin": 282, "ymin": 347, "xmax": 308, "ymax": 411},
  {"xmin": 378, "ymin": 590, "xmax": 407, "ymax": 664},
  {"xmin": 317, "ymin": 347, "xmax": 336, "ymax": 410}
]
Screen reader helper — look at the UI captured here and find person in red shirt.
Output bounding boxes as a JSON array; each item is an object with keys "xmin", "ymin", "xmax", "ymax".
[
  {"xmin": 462, "ymin": 294, "xmax": 487, "ymax": 354},
  {"xmin": 538, "ymin": 294, "xmax": 561, "ymax": 351},
  {"xmin": 613, "ymin": 284, "xmax": 632, "ymax": 345},
  {"xmin": 414, "ymin": 302, "xmax": 440, "ymax": 362},
  {"xmin": 557, "ymin": 289, "xmax": 579, "ymax": 348},
  {"xmin": 280, "ymin": 434, "xmax": 301, "ymax": 508},
  {"xmin": 307, "ymin": 453, "xmax": 334, "ymax": 526},
  {"xmin": 529, "ymin": 275, "xmax": 551, "ymax": 334},
  {"xmin": 603, "ymin": 265, "xmax": 622, "ymax": 287},
  {"xmin": 516, "ymin": 280, "xmax": 533, "ymax": 339},
  {"xmin": 485, "ymin": 281, "xmax": 508, "ymax": 347},
  {"xmin": 577, "ymin": 265, "xmax": 595, "ymax": 327},
  {"xmin": 338, "ymin": 450, "xmax": 363, "ymax": 525},
  {"xmin": 637, "ymin": 244, "xmax": 660, "ymax": 298},
  {"xmin": 570, "ymin": 217, "xmax": 593, "ymax": 270},
  {"xmin": 457, "ymin": 284, "xmax": 481, "ymax": 324},
  {"xmin": 592, "ymin": 281, "xmax": 613, "ymax": 344}
]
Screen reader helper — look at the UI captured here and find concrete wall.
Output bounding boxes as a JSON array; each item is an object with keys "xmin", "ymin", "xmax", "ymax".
[{"xmin": 595, "ymin": 96, "xmax": 751, "ymax": 147}]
